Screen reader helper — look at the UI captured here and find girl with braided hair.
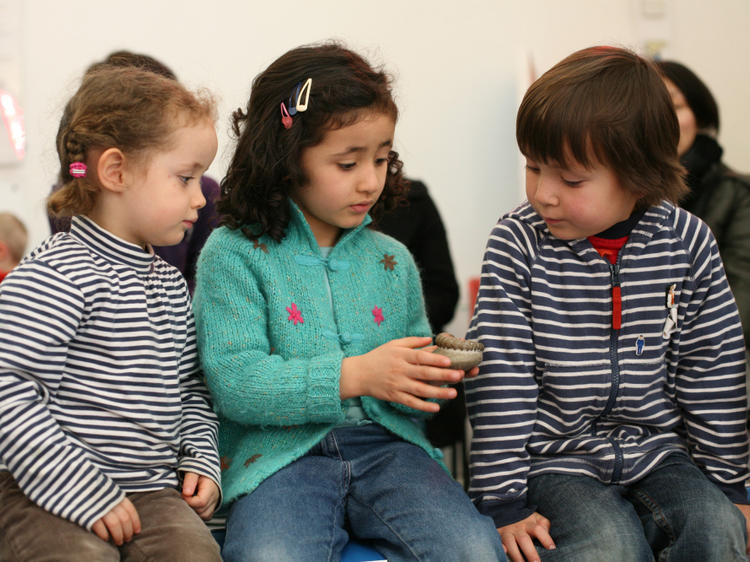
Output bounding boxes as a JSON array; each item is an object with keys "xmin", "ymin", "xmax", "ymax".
[{"xmin": 0, "ymin": 66, "xmax": 222, "ymax": 561}]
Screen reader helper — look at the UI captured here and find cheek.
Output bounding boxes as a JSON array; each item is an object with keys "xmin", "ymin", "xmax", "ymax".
[
  {"xmin": 677, "ymin": 109, "xmax": 697, "ymax": 139},
  {"xmin": 524, "ymin": 172, "xmax": 536, "ymax": 198}
]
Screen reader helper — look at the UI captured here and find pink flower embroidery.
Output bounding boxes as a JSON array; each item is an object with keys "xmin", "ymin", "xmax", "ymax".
[
  {"xmin": 287, "ymin": 303, "xmax": 304, "ymax": 325},
  {"xmin": 372, "ymin": 306, "xmax": 384, "ymax": 326}
]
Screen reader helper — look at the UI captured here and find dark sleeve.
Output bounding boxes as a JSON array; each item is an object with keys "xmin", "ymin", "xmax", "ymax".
[
  {"xmin": 183, "ymin": 176, "xmax": 221, "ymax": 293},
  {"xmin": 374, "ymin": 180, "xmax": 459, "ymax": 333},
  {"xmin": 715, "ymin": 177, "xmax": 750, "ymax": 350}
]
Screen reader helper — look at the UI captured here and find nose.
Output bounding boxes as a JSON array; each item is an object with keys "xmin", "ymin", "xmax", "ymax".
[
  {"xmin": 357, "ymin": 163, "xmax": 382, "ymax": 194},
  {"xmin": 532, "ymin": 174, "xmax": 559, "ymax": 207},
  {"xmin": 192, "ymin": 181, "xmax": 207, "ymax": 210}
]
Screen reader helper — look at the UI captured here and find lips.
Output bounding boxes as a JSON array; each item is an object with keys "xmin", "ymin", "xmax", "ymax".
[{"xmin": 350, "ymin": 202, "xmax": 372, "ymax": 213}]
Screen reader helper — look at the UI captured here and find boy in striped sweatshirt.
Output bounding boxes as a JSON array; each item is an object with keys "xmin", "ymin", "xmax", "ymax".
[
  {"xmin": 0, "ymin": 67, "xmax": 222, "ymax": 560},
  {"xmin": 467, "ymin": 46, "xmax": 749, "ymax": 561}
]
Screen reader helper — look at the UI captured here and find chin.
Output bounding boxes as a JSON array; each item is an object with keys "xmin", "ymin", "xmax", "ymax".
[{"xmin": 153, "ymin": 233, "xmax": 185, "ymax": 248}]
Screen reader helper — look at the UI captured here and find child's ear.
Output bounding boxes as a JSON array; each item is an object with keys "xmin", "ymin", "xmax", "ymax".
[
  {"xmin": 96, "ymin": 147, "xmax": 128, "ymax": 193},
  {"xmin": 0, "ymin": 241, "xmax": 8, "ymax": 261}
]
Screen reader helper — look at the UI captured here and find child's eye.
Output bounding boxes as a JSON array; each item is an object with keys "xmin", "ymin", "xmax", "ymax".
[
  {"xmin": 338, "ymin": 163, "xmax": 356, "ymax": 171},
  {"xmin": 375, "ymin": 157, "xmax": 388, "ymax": 166},
  {"xmin": 562, "ymin": 178, "xmax": 583, "ymax": 187},
  {"xmin": 179, "ymin": 175, "xmax": 194, "ymax": 184},
  {"xmin": 525, "ymin": 164, "xmax": 540, "ymax": 174}
]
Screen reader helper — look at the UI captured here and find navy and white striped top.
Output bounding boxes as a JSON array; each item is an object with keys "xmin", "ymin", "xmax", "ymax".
[
  {"xmin": 466, "ymin": 201, "xmax": 749, "ymax": 527},
  {"xmin": 0, "ymin": 216, "xmax": 220, "ymax": 530}
]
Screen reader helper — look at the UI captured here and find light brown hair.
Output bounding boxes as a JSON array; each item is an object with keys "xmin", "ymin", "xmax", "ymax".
[
  {"xmin": 0, "ymin": 212, "xmax": 28, "ymax": 262},
  {"xmin": 49, "ymin": 66, "xmax": 215, "ymax": 218},
  {"xmin": 517, "ymin": 46, "xmax": 687, "ymax": 207}
]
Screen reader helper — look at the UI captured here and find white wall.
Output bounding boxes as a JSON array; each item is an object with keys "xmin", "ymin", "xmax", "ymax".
[{"xmin": 1, "ymin": 0, "xmax": 749, "ymax": 334}]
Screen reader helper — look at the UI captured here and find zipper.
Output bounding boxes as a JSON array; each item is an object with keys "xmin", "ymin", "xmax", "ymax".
[
  {"xmin": 597, "ymin": 262, "xmax": 624, "ymax": 482},
  {"xmin": 602, "ymin": 262, "xmax": 621, "ymax": 417}
]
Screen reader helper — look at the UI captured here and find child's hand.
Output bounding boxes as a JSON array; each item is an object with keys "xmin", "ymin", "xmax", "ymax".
[
  {"xmin": 464, "ymin": 365, "xmax": 480, "ymax": 378},
  {"xmin": 497, "ymin": 512, "xmax": 555, "ymax": 562},
  {"xmin": 91, "ymin": 497, "xmax": 141, "ymax": 545},
  {"xmin": 733, "ymin": 503, "xmax": 750, "ymax": 554},
  {"xmin": 182, "ymin": 472, "xmax": 221, "ymax": 520},
  {"xmin": 340, "ymin": 336, "xmax": 465, "ymax": 412}
]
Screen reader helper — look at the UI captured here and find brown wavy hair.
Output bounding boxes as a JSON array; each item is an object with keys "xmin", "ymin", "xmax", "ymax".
[
  {"xmin": 219, "ymin": 41, "xmax": 408, "ymax": 242},
  {"xmin": 517, "ymin": 46, "xmax": 687, "ymax": 207},
  {"xmin": 48, "ymin": 66, "xmax": 214, "ymax": 219}
]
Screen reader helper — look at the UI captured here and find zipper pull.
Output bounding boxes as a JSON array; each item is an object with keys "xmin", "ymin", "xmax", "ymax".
[{"xmin": 610, "ymin": 263, "xmax": 621, "ymax": 330}]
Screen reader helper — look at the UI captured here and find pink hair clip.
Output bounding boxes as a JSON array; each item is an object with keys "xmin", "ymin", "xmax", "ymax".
[
  {"xmin": 69, "ymin": 162, "xmax": 87, "ymax": 178},
  {"xmin": 280, "ymin": 102, "xmax": 292, "ymax": 129}
]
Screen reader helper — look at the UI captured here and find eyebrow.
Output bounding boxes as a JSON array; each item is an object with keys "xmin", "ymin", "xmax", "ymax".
[
  {"xmin": 178, "ymin": 161, "xmax": 209, "ymax": 172},
  {"xmin": 332, "ymin": 139, "xmax": 393, "ymax": 157}
]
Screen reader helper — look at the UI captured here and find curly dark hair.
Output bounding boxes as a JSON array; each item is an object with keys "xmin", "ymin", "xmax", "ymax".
[{"xmin": 219, "ymin": 41, "xmax": 408, "ymax": 242}]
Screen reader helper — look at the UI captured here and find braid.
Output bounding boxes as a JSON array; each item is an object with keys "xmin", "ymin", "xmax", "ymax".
[
  {"xmin": 48, "ymin": 127, "xmax": 97, "ymax": 217},
  {"xmin": 63, "ymin": 131, "xmax": 86, "ymax": 181}
]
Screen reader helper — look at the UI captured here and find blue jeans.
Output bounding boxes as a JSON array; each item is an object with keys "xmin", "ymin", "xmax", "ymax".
[
  {"xmin": 527, "ymin": 453, "xmax": 747, "ymax": 561},
  {"xmin": 222, "ymin": 424, "xmax": 505, "ymax": 561}
]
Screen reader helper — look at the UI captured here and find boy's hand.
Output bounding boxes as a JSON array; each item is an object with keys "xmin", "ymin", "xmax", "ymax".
[
  {"xmin": 497, "ymin": 512, "xmax": 555, "ymax": 562},
  {"xmin": 182, "ymin": 472, "xmax": 221, "ymax": 520},
  {"xmin": 91, "ymin": 497, "xmax": 141, "ymax": 545},
  {"xmin": 733, "ymin": 503, "xmax": 750, "ymax": 554}
]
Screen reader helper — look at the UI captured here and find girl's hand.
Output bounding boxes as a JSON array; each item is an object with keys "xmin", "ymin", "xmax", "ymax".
[
  {"xmin": 497, "ymin": 512, "xmax": 555, "ymax": 562},
  {"xmin": 91, "ymin": 497, "xmax": 141, "ymax": 545},
  {"xmin": 182, "ymin": 472, "xmax": 221, "ymax": 520},
  {"xmin": 340, "ymin": 336, "xmax": 465, "ymax": 412}
]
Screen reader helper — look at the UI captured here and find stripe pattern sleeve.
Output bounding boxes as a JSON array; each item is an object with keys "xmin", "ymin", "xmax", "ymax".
[
  {"xmin": 465, "ymin": 214, "xmax": 541, "ymax": 526},
  {"xmin": 176, "ymin": 310, "xmax": 222, "ymax": 491},
  {"xmin": 0, "ymin": 260, "xmax": 124, "ymax": 529},
  {"xmin": 672, "ymin": 210, "xmax": 749, "ymax": 501}
]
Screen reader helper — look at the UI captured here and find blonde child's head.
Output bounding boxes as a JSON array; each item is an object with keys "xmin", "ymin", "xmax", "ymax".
[
  {"xmin": 517, "ymin": 46, "xmax": 687, "ymax": 210},
  {"xmin": 0, "ymin": 211, "xmax": 28, "ymax": 270},
  {"xmin": 49, "ymin": 66, "xmax": 216, "ymax": 221}
]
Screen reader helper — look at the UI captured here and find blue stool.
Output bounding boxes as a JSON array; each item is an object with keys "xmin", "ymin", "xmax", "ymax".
[{"xmin": 341, "ymin": 540, "xmax": 385, "ymax": 561}]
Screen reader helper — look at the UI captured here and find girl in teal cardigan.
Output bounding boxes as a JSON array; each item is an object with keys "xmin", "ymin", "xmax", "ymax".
[{"xmin": 193, "ymin": 43, "xmax": 506, "ymax": 561}]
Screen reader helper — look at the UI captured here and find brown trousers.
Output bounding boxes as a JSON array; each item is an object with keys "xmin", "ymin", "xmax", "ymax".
[{"xmin": 0, "ymin": 472, "xmax": 221, "ymax": 561}]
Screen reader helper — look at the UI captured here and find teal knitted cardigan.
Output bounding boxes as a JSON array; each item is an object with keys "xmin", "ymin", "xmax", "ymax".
[{"xmin": 193, "ymin": 202, "xmax": 445, "ymax": 506}]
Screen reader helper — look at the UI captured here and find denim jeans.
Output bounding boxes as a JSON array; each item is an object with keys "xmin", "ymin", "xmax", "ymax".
[
  {"xmin": 221, "ymin": 423, "xmax": 505, "ymax": 561},
  {"xmin": 527, "ymin": 453, "xmax": 747, "ymax": 561}
]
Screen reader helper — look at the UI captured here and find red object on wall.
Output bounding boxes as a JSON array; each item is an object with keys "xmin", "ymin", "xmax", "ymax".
[{"xmin": 468, "ymin": 277, "xmax": 480, "ymax": 314}]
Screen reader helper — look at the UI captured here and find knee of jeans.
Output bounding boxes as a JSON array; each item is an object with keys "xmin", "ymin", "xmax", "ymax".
[
  {"xmin": 222, "ymin": 541, "xmax": 298, "ymax": 562},
  {"xmin": 430, "ymin": 521, "xmax": 506, "ymax": 561},
  {"xmin": 676, "ymin": 500, "xmax": 747, "ymax": 542},
  {"xmin": 571, "ymin": 519, "xmax": 651, "ymax": 562}
]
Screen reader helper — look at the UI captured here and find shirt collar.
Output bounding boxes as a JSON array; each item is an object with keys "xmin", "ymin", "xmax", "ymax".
[
  {"xmin": 287, "ymin": 200, "xmax": 372, "ymax": 253},
  {"xmin": 70, "ymin": 216, "xmax": 156, "ymax": 273}
]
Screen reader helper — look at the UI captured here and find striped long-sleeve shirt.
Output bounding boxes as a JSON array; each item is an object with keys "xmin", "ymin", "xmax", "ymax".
[
  {"xmin": 466, "ymin": 201, "xmax": 749, "ymax": 527},
  {"xmin": 0, "ymin": 216, "xmax": 220, "ymax": 530}
]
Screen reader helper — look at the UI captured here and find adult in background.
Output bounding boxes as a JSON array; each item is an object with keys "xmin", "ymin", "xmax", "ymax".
[{"xmin": 657, "ymin": 60, "xmax": 750, "ymax": 352}]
